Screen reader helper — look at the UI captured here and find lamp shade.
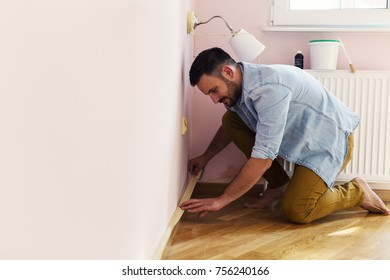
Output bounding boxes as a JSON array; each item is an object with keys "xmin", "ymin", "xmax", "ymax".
[{"xmin": 229, "ymin": 28, "xmax": 265, "ymax": 62}]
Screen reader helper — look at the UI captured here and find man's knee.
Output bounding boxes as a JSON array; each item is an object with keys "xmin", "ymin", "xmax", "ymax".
[
  {"xmin": 281, "ymin": 199, "xmax": 312, "ymax": 224},
  {"xmin": 222, "ymin": 111, "xmax": 235, "ymax": 130}
]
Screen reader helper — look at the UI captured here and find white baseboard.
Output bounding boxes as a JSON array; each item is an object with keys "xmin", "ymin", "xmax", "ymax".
[{"xmin": 152, "ymin": 172, "xmax": 201, "ymax": 260}]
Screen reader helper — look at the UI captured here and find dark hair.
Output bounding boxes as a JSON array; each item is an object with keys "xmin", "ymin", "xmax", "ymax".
[{"xmin": 189, "ymin": 47, "xmax": 237, "ymax": 86}]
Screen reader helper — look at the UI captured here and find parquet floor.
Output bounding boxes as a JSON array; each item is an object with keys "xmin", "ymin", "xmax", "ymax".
[{"xmin": 161, "ymin": 183, "xmax": 390, "ymax": 260}]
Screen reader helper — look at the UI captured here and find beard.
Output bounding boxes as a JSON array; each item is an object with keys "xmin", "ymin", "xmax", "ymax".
[{"xmin": 220, "ymin": 78, "xmax": 241, "ymax": 107}]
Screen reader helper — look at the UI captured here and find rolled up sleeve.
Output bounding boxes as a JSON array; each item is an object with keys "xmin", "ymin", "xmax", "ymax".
[{"xmin": 250, "ymin": 84, "xmax": 292, "ymax": 160}]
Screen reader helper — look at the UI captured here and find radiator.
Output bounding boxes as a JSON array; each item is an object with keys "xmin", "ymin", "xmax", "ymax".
[{"xmin": 281, "ymin": 70, "xmax": 390, "ymax": 185}]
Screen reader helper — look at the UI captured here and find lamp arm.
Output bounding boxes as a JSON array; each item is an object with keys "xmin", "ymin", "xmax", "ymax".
[{"xmin": 195, "ymin": 15, "xmax": 235, "ymax": 34}]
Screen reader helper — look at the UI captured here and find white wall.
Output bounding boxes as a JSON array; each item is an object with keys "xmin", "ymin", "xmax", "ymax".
[{"xmin": 0, "ymin": 0, "xmax": 193, "ymax": 259}]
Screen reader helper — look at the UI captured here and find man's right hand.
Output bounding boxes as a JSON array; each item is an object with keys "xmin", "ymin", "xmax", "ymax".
[
  {"xmin": 188, "ymin": 155, "xmax": 209, "ymax": 175},
  {"xmin": 188, "ymin": 125, "xmax": 232, "ymax": 175}
]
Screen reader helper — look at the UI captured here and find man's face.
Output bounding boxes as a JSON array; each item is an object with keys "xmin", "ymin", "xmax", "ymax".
[{"xmin": 197, "ymin": 73, "xmax": 241, "ymax": 107}]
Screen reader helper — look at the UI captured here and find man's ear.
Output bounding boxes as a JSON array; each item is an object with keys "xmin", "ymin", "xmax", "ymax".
[{"xmin": 221, "ymin": 65, "xmax": 234, "ymax": 80}]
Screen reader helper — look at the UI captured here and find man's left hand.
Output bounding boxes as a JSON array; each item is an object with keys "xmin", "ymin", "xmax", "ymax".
[{"xmin": 179, "ymin": 197, "xmax": 225, "ymax": 218}]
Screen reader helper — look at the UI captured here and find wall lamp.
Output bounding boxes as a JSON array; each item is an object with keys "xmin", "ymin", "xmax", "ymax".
[{"xmin": 187, "ymin": 11, "xmax": 265, "ymax": 62}]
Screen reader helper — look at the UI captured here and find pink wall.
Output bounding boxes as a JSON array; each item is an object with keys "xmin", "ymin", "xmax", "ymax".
[
  {"xmin": 190, "ymin": 0, "xmax": 390, "ymax": 183},
  {"xmin": 0, "ymin": 0, "xmax": 193, "ymax": 260}
]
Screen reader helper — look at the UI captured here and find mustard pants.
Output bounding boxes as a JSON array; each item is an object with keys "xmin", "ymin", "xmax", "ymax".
[{"xmin": 222, "ymin": 111, "xmax": 364, "ymax": 223}]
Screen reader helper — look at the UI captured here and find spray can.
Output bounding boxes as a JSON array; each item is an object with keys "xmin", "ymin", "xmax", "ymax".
[{"xmin": 294, "ymin": 50, "xmax": 304, "ymax": 69}]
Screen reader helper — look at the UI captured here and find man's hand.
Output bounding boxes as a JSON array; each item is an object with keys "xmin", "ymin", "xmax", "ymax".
[
  {"xmin": 188, "ymin": 155, "xmax": 209, "ymax": 175},
  {"xmin": 183, "ymin": 157, "xmax": 272, "ymax": 219},
  {"xmin": 188, "ymin": 125, "xmax": 232, "ymax": 175},
  {"xmin": 179, "ymin": 197, "xmax": 226, "ymax": 218}
]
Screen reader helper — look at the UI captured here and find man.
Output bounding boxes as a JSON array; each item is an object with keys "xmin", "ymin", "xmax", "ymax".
[{"xmin": 180, "ymin": 47, "xmax": 390, "ymax": 223}]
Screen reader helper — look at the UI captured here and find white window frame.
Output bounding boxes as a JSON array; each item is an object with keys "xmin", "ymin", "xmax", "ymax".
[{"xmin": 270, "ymin": 0, "xmax": 390, "ymax": 29}]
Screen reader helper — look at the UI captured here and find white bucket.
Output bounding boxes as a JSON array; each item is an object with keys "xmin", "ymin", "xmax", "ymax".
[{"xmin": 309, "ymin": 40, "xmax": 340, "ymax": 70}]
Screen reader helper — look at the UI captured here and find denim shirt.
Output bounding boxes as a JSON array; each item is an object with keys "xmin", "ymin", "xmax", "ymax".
[{"xmin": 227, "ymin": 62, "xmax": 360, "ymax": 188}]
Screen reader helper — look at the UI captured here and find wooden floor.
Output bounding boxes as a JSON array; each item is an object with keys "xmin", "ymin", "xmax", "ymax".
[{"xmin": 161, "ymin": 183, "xmax": 390, "ymax": 260}]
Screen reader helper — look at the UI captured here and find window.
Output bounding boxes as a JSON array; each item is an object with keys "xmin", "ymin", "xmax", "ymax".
[
  {"xmin": 270, "ymin": 0, "xmax": 390, "ymax": 29},
  {"xmin": 290, "ymin": 0, "xmax": 387, "ymax": 10}
]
